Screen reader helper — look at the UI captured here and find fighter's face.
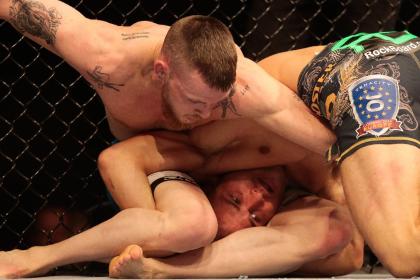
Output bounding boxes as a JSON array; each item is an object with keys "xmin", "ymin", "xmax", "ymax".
[
  {"xmin": 210, "ymin": 167, "xmax": 286, "ymax": 239},
  {"xmin": 161, "ymin": 69, "xmax": 230, "ymax": 129}
]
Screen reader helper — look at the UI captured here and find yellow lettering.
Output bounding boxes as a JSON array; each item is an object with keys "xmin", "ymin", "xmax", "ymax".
[{"xmin": 325, "ymin": 93, "xmax": 337, "ymax": 120}]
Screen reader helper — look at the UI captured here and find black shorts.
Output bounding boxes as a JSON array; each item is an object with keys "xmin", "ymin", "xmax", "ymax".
[{"xmin": 298, "ymin": 31, "xmax": 420, "ymax": 162}]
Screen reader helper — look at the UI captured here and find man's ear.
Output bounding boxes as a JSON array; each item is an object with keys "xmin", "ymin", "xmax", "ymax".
[{"xmin": 154, "ymin": 60, "xmax": 169, "ymax": 82}]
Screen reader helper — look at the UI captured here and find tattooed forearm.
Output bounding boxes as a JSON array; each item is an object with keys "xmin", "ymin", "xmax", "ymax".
[
  {"xmin": 213, "ymin": 88, "xmax": 241, "ymax": 118},
  {"xmin": 87, "ymin": 66, "xmax": 124, "ymax": 92},
  {"xmin": 9, "ymin": 0, "xmax": 62, "ymax": 45},
  {"xmin": 121, "ymin": 32, "xmax": 150, "ymax": 40}
]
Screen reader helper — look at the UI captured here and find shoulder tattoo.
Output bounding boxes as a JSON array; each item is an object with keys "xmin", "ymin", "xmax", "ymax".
[
  {"xmin": 87, "ymin": 66, "xmax": 124, "ymax": 92},
  {"xmin": 9, "ymin": 0, "xmax": 62, "ymax": 45},
  {"xmin": 213, "ymin": 88, "xmax": 242, "ymax": 118},
  {"xmin": 121, "ymin": 32, "xmax": 150, "ymax": 41}
]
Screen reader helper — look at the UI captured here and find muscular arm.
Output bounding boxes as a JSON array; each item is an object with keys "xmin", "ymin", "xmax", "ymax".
[
  {"xmin": 295, "ymin": 227, "xmax": 364, "ymax": 276},
  {"xmin": 285, "ymin": 154, "xmax": 364, "ymax": 275},
  {"xmin": 0, "ymin": 0, "xmax": 153, "ymax": 90},
  {"xmin": 2, "ymin": 0, "xmax": 97, "ymax": 61},
  {"xmin": 98, "ymin": 131, "xmax": 204, "ymax": 209},
  {"xmin": 216, "ymin": 53, "xmax": 335, "ymax": 155},
  {"xmin": 229, "ymin": 57, "xmax": 336, "ymax": 155},
  {"xmin": 293, "ymin": 205, "xmax": 364, "ymax": 276},
  {"xmin": 143, "ymin": 224, "xmax": 329, "ymax": 278}
]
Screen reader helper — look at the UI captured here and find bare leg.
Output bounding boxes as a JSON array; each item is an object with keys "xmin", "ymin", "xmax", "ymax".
[
  {"xmin": 0, "ymin": 182, "xmax": 217, "ymax": 278},
  {"xmin": 109, "ymin": 196, "xmax": 354, "ymax": 278},
  {"xmin": 340, "ymin": 144, "xmax": 420, "ymax": 277}
]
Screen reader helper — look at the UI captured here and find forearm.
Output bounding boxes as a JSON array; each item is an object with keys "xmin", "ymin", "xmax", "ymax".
[
  {"xmin": 235, "ymin": 58, "xmax": 336, "ymax": 155},
  {"xmin": 256, "ymin": 98, "xmax": 336, "ymax": 156},
  {"xmin": 145, "ymin": 225, "xmax": 323, "ymax": 278}
]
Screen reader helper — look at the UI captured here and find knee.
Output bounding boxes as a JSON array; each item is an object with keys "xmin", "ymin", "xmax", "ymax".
[
  {"xmin": 97, "ymin": 147, "xmax": 114, "ymax": 175},
  {"xmin": 383, "ymin": 256, "xmax": 420, "ymax": 277},
  {"xmin": 164, "ymin": 203, "xmax": 218, "ymax": 252},
  {"xmin": 368, "ymin": 227, "xmax": 420, "ymax": 277},
  {"xmin": 377, "ymin": 243, "xmax": 420, "ymax": 277}
]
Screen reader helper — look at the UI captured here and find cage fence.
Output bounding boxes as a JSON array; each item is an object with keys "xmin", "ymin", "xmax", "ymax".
[{"xmin": 1, "ymin": 0, "xmax": 419, "ymax": 275}]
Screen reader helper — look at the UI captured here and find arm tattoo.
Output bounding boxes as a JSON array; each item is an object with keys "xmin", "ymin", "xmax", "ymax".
[
  {"xmin": 121, "ymin": 32, "xmax": 150, "ymax": 40},
  {"xmin": 9, "ymin": 0, "xmax": 62, "ymax": 45},
  {"xmin": 87, "ymin": 66, "xmax": 124, "ymax": 92},
  {"xmin": 213, "ymin": 88, "xmax": 241, "ymax": 118}
]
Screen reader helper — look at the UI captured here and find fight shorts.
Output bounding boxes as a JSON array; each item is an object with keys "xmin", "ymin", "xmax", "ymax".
[
  {"xmin": 147, "ymin": 170, "xmax": 198, "ymax": 192},
  {"xmin": 298, "ymin": 31, "xmax": 420, "ymax": 162}
]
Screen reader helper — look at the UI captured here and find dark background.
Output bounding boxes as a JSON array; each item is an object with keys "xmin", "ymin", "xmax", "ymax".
[{"xmin": 0, "ymin": 0, "xmax": 419, "ymax": 274}]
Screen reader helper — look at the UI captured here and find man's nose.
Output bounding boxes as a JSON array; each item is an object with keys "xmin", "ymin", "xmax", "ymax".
[
  {"xmin": 249, "ymin": 188, "xmax": 265, "ymax": 207},
  {"xmin": 200, "ymin": 109, "xmax": 212, "ymax": 119}
]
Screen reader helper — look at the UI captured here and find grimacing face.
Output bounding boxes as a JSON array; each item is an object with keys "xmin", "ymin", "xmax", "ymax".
[
  {"xmin": 210, "ymin": 167, "xmax": 286, "ymax": 239},
  {"xmin": 161, "ymin": 68, "xmax": 231, "ymax": 129}
]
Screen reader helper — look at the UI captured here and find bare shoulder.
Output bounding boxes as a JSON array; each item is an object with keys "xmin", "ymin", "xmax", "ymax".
[
  {"xmin": 128, "ymin": 21, "xmax": 170, "ymax": 33},
  {"xmin": 131, "ymin": 20, "xmax": 159, "ymax": 28},
  {"xmin": 258, "ymin": 46, "xmax": 326, "ymax": 92},
  {"xmin": 260, "ymin": 46, "xmax": 325, "ymax": 63}
]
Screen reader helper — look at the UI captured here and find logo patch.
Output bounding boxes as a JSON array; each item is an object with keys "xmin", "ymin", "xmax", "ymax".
[{"xmin": 348, "ymin": 75, "xmax": 402, "ymax": 137}]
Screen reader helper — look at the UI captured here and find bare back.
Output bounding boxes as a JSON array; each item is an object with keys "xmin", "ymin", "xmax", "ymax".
[{"xmin": 258, "ymin": 46, "xmax": 325, "ymax": 93}]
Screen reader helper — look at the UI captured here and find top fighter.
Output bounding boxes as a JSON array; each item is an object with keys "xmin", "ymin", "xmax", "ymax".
[{"xmin": 0, "ymin": 0, "xmax": 334, "ymax": 154}]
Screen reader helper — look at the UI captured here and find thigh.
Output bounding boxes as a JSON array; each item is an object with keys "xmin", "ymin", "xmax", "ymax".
[
  {"xmin": 154, "ymin": 181, "xmax": 214, "ymax": 220},
  {"xmin": 340, "ymin": 144, "xmax": 420, "ymax": 267}
]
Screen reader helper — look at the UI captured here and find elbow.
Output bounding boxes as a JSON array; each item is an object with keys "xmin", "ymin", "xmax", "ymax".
[
  {"xmin": 97, "ymin": 144, "xmax": 126, "ymax": 175},
  {"xmin": 317, "ymin": 208, "xmax": 353, "ymax": 258}
]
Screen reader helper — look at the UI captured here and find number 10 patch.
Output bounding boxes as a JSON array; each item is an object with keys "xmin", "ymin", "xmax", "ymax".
[{"xmin": 349, "ymin": 74, "xmax": 403, "ymax": 138}]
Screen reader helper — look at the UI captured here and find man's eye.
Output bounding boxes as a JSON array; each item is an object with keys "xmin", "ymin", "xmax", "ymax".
[{"xmin": 231, "ymin": 196, "xmax": 240, "ymax": 205}]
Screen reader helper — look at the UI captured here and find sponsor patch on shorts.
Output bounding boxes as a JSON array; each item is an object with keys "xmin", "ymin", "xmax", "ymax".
[{"xmin": 349, "ymin": 74, "xmax": 402, "ymax": 138}]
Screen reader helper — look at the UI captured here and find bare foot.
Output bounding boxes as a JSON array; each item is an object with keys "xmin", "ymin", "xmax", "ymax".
[
  {"xmin": 109, "ymin": 245, "xmax": 163, "ymax": 279},
  {"xmin": 0, "ymin": 248, "xmax": 50, "ymax": 278}
]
